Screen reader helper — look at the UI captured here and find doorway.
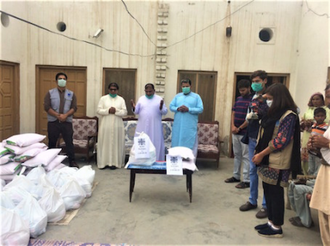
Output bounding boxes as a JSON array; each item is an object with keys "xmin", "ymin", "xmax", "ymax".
[
  {"xmin": 0, "ymin": 61, "xmax": 20, "ymax": 140},
  {"xmin": 103, "ymin": 68, "xmax": 136, "ymax": 116},
  {"xmin": 177, "ymin": 71, "xmax": 217, "ymax": 122},
  {"xmin": 229, "ymin": 72, "xmax": 290, "ymax": 156},
  {"xmin": 36, "ymin": 66, "xmax": 87, "ymax": 137}
]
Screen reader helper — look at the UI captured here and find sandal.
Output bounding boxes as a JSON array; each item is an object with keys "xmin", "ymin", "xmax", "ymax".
[
  {"xmin": 225, "ymin": 177, "xmax": 240, "ymax": 183},
  {"xmin": 290, "ymin": 217, "xmax": 304, "ymax": 227},
  {"xmin": 289, "ymin": 216, "xmax": 299, "ymax": 223},
  {"xmin": 235, "ymin": 182, "xmax": 250, "ymax": 189}
]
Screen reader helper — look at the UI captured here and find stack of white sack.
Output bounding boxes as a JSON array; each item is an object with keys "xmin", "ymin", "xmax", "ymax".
[
  {"xmin": 167, "ymin": 146, "xmax": 198, "ymax": 171},
  {"xmin": 0, "ymin": 133, "xmax": 47, "ymax": 182},
  {"xmin": 0, "ymin": 164, "xmax": 95, "ymax": 242}
]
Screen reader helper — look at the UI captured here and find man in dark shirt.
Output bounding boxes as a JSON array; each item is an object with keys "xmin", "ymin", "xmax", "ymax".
[
  {"xmin": 225, "ymin": 79, "xmax": 252, "ymax": 189},
  {"xmin": 239, "ymin": 70, "xmax": 269, "ymax": 219},
  {"xmin": 44, "ymin": 72, "xmax": 78, "ymax": 168}
]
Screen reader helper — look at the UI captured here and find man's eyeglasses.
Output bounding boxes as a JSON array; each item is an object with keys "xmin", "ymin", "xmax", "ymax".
[{"xmin": 109, "ymin": 89, "xmax": 117, "ymax": 91}]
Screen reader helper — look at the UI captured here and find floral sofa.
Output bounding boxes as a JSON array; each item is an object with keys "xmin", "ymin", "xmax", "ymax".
[{"xmin": 123, "ymin": 118, "xmax": 221, "ymax": 168}]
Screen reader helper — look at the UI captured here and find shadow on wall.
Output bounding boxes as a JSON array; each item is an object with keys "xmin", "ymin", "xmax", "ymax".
[{"xmin": 221, "ymin": 135, "xmax": 230, "ymax": 157}]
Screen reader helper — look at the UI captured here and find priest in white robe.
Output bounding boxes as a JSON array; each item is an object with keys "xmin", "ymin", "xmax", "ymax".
[
  {"xmin": 131, "ymin": 83, "xmax": 168, "ymax": 161},
  {"xmin": 97, "ymin": 83, "xmax": 127, "ymax": 169}
]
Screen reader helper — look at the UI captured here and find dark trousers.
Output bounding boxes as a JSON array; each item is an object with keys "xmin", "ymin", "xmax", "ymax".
[
  {"xmin": 263, "ymin": 181, "xmax": 284, "ymax": 226},
  {"xmin": 48, "ymin": 121, "xmax": 75, "ymax": 163}
]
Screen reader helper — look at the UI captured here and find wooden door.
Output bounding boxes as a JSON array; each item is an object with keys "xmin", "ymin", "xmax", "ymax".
[
  {"xmin": 0, "ymin": 61, "xmax": 19, "ymax": 140},
  {"xmin": 36, "ymin": 66, "xmax": 87, "ymax": 137},
  {"xmin": 177, "ymin": 71, "xmax": 217, "ymax": 122},
  {"xmin": 104, "ymin": 68, "xmax": 136, "ymax": 116}
]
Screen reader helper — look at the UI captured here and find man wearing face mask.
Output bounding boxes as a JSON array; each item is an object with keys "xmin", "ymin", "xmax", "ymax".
[
  {"xmin": 44, "ymin": 72, "xmax": 78, "ymax": 168},
  {"xmin": 130, "ymin": 83, "xmax": 168, "ymax": 161},
  {"xmin": 170, "ymin": 78, "xmax": 203, "ymax": 157},
  {"xmin": 239, "ymin": 70, "xmax": 269, "ymax": 219}
]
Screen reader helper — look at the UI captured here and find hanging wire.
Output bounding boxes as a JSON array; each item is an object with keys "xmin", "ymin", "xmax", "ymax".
[
  {"xmin": 1, "ymin": 0, "xmax": 257, "ymax": 57},
  {"xmin": 121, "ymin": 0, "xmax": 157, "ymax": 47},
  {"xmin": 0, "ymin": 10, "xmax": 155, "ymax": 57},
  {"xmin": 305, "ymin": 0, "xmax": 330, "ymax": 18},
  {"xmin": 164, "ymin": 0, "xmax": 255, "ymax": 50}
]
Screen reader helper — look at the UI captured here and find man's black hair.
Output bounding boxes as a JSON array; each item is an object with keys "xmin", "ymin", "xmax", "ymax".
[
  {"xmin": 145, "ymin": 83, "xmax": 155, "ymax": 90},
  {"xmin": 108, "ymin": 82, "xmax": 119, "ymax": 90},
  {"xmin": 250, "ymin": 70, "xmax": 267, "ymax": 80},
  {"xmin": 55, "ymin": 72, "xmax": 67, "ymax": 80},
  {"xmin": 237, "ymin": 79, "xmax": 250, "ymax": 89},
  {"xmin": 181, "ymin": 78, "xmax": 192, "ymax": 85}
]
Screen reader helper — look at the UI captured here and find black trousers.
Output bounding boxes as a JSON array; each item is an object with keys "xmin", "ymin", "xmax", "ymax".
[
  {"xmin": 263, "ymin": 180, "xmax": 284, "ymax": 226},
  {"xmin": 48, "ymin": 121, "xmax": 75, "ymax": 163}
]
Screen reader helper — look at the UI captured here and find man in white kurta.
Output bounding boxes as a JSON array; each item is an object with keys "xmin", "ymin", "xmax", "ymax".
[
  {"xmin": 97, "ymin": 83, "xmax": 127, "ymax": 169},
  {"xmin": 131, "ymin": 84, "xmax": 168, "ymax": 161}
]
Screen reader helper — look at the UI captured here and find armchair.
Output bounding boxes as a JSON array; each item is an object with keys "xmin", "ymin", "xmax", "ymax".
[{"xmin": 59, "ymin": 116, "xmax": 98, "ymax": 162}]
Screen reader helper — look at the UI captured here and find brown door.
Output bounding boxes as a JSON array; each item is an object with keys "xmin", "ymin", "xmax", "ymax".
[
  {"xmin": 0, "ymin": 61, "xmax": 20, "ymax": 140},
  {"xmin": 36, "ymin": 66, "xmax": 87, "ymax": 138},
  {"xmin": 178, "ymin": 71, "xmax": 217, "ymax": 122},
  {"xmin": 103, "ymin": 68, "xmax": 136, "ymax": 116}
]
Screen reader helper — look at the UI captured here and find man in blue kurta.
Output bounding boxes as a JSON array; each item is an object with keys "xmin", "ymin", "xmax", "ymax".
[{"xmin": 169, "ymin": 78, "xmax": 204, "ymax": 157}]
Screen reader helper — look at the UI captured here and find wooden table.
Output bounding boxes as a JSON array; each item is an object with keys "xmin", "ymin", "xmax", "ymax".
[{"xmin": 127, "ymin": 162, "xmax": 194, "ymax": 203}]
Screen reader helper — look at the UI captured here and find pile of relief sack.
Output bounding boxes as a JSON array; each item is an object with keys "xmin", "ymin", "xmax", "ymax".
[{"xmin": 0, "ymin": 133, "xmax": 95, "ymax": 245}]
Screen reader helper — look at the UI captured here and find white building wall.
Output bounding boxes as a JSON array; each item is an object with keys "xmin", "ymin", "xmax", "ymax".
[
  {"xmin": 295, "ymin": 0, "xmax": 329, "ymax": 116},
  {"xmin": 0, "ymin": 0, "xmax": 328, "ymax": 154}
]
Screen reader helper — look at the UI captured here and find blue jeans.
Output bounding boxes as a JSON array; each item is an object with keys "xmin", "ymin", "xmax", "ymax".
[{"xmin": 248, "ymin": 137, "xmax": 266, "ymax": 208}]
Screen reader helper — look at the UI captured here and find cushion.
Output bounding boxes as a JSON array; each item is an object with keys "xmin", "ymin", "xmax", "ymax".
[
  {"xmin": 197, "ymin": 144, "xmax": 219, "ymax": 154},
  {"xmin": 22, "ymin": 149, "xmax": 61, "ymax": 167},
  {"xmin": 72, "ymin": 118, "xmax": 98, "ymax": 140},
  {"xmin": 197, "ymin": 123, "xmax": 219, "ymax": 145},
  {"xmin": 5, "ymin": 133, "xmax": 46, "ymax": 147},
  {"xmin": 162, "ymin": 121, "xmax": 173, "ymax": 144}
]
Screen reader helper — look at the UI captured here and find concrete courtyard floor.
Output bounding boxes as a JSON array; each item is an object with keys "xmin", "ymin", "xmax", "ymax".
[{"xmin": 37, "ymin": 156, "xmax": 323, "ymax": 245}]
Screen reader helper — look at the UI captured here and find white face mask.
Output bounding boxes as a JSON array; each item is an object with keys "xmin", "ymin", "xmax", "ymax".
[
  {"xmin": 266, "ymin": 99, "xmax": 273, "ymax": 108},
  {"xmin": 58, "ymin": 79, "xmax": 66, "ymax": 87}
]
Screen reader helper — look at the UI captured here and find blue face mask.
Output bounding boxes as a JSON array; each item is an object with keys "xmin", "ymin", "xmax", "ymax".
[
  {"xmin": 251, "ymin": 82, "xmax": 263, "ymax": 92},
  {"xmin": 145, "ymin": 94, "xmax": 154, "ymax": 99},
  {"xmin": 182, "ymin": 87, "xmax": 191, "ymax": 94},
  {"xmin": 109, "ymin": 93, "xmax": 117, "ymax": 98}
]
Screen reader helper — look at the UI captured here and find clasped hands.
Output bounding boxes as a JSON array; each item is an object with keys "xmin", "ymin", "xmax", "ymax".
[
  {"xmin": 57, "ymin": 114, "xmax": 67, "ymax": 122},
  {"xmin": 108, "ymin": 107, "xmax": 116, "ymax": 114},
  {"xmin": 177, "ymin": 105, "xmax": 189, "ymax": 112},
  {"xmin": 307, "ymin": 134, "xmax": 329, "ymax": 150}
]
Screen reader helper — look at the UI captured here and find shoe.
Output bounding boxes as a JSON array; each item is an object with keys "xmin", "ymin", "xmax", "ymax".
[
  {"xmin": 225, "ymin": 177, "xmax": 240, "ymax": 183},
  {"xmin": 258, "ymin": 226, "xmax": 283, "ymax": 238},
  {"xmin": 256, "ymin": 208, "xmax": 268, "ymax": 219},
  {"xmin": 239, "ymin": 201, "xmax": 257, "ymax": 211},
  {"xmin": 235, "ymin": 182, "xmax": 250, "ymax": 189},
  {"xmin": 254, "ymin": 223, "xmax": 270, "ymax": 231},
  {"xmin": 69, "ymin": 161, "xmax": 79, "ymax": 168},
  {"xmin": 109, "ymin": 166, "xmax": 117, "ymax": 170}
]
